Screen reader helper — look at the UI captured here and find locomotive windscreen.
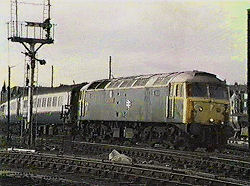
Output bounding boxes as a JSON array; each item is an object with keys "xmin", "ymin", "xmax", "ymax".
[
  {"xmin": 188, "ymin": 83, "xmax": 208, "ymax": 97},
  {"xmin": 188, "ymin": 83, "xmax": 228, "ymax": 99},
  {"xmin": 209, "ymin": 85, "xmax": 228, "ymax": 99}
]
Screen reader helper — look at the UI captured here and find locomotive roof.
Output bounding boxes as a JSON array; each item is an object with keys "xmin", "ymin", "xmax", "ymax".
[{"xmin": 83, "ymin": 70, "xmax": 225, "ymax": 90}]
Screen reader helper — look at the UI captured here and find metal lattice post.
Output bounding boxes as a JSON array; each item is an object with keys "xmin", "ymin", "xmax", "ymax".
[{"xmin": 27, "ymin": 43, "xmax": 35, "ymax": 147}]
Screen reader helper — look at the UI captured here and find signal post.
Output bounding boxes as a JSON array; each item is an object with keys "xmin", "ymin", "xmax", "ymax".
[{"xmin": 7, "ymin": 0, "xmax": 55, "ymax": 147}]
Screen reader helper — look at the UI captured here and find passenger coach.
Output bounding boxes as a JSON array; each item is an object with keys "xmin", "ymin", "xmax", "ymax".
[{"xmin": 0, "ymin": 84, "xmax": 86, "ymax": 135}]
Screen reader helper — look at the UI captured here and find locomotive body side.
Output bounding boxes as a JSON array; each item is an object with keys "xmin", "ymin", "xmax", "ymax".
[
  {"xmin": 81, "ymin": 87, "xmax": 169, "ymax": 123},
  {"xmin": 80, "ymin": 84, "xmax": 186, "ymax": 123}
]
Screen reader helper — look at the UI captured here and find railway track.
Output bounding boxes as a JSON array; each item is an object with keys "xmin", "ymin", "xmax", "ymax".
[
  {"xmin": 0, "ymin": 169, "xmax": 83, "ymax": 185},
  {"xmin": 0, "ymin": 150, "xmax": 248, "ymax": 186},
  {"xmin": 47, "ymin": 140, "xmax": 250, "ymax": 181},
  {"xmin": 226, "ymin": 143, "xmax": 250, "ymax": 157}
]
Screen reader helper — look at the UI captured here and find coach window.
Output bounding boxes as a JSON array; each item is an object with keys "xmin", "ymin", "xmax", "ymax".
[
  {"xmin": 37, "ymin": 98, "xmax": 41, "ymax": 108},
  {"xmin": 47, "ymin": 97, "xmax": 52, "ymax": 107},
  {"xmin": 52, "ymin": 97, "xmax": 57, "ymax": 107},
  {"xmin": 24, "ymin": 100, "xmax": 28, "ymax": 108},
  {"xmin": 58, "ymin": 96, "xmax": 63, "ymax": 107},
  {"xmin": 33, "ymin": 99, "xmax": 37, "ymax": 108},
  {"xmin": 10, "ymin": 102, "xmax": 16, "ymax": 110},
  {"xmin": 42, "ymin": 98, "xmax": 46, "ymax": 107}
]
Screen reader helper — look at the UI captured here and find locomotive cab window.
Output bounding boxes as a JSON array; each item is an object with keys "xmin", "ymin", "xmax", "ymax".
[
  {"xmin": 187, "ymin": 83, "xmax": 228, "ymax": 99},
  {"xmin": 187, "ymin": 83, "xmax": 208, "ymax": 97},
  {"xmin": 170, "ymin": 84, "xmax": 183, "ymax": 97},
  {"xmin": 176, "ymin": 84, "xmax": 183, "ymax": 97},
  {"xmin": 209, "ymin": 85, "xmax": 228, "ymax": 99},
  {"xmin": 169, "ymin": 84, "xmax": 174, "ymax": 96}
]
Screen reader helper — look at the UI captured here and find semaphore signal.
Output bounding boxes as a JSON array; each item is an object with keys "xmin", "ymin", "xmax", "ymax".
[{"xmin": 7, "ymin": 0, "xmax": 55, "ymax": 147}]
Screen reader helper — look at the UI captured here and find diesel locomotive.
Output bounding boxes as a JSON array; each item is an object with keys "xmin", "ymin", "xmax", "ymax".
[
  {"xmin": 78, "ymin": 70, "xmax": 232, "ymax": 150},
  {"xmin": 0, "ymin": 70, "xmax": 233, "ymax": 150}
]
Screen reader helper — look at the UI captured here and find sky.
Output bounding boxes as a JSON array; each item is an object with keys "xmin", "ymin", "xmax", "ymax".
[{"xmin": 0, "ymin": 0, "xmax": 249, "ymax": 88}]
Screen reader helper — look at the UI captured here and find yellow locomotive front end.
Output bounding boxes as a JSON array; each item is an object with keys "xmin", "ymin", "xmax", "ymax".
[{"xmin": 185, "ymin": 82, "xmax": 233, "ymax": 149}]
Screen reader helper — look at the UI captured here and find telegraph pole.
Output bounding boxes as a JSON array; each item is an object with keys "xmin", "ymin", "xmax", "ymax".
[
  {"xmin": 7, "ymin": 65, "xmax": 15, "ymax": 145},
  {"xmin": 7, "ymin": 66, "xmax": 11, "ymax": 144},
  {"xmin": 51, "ymin": 65, "xmax": 54, "ymax": 87},
  {"xmin": 7, "ymin": 0, "xmax": 55, "ymax": 147}
]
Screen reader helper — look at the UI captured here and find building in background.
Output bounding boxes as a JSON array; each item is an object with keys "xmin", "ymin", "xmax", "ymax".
[{"xmin": 228, "ymin": 83, "xmax": 248, "ymax": 139}]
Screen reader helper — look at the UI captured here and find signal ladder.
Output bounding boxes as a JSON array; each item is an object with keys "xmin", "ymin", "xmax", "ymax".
[{"xmin": 10, "ymin": 0, "xmax": 18, "ymax": 37}]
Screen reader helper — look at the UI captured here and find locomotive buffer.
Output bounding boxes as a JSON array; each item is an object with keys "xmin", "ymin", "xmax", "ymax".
[{"xmin": 7, "ymin": 0, "xmax": 55, "ymax": 147}]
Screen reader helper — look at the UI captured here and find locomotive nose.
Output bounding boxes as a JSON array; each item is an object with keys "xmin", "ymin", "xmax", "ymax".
[{"xmin": 192, "ymin": 101, "xmax": 227, "ymax": 124}]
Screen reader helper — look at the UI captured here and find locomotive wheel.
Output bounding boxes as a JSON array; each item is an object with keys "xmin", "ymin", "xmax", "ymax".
[
  {"xmin": 81, "ymin": 121, "xmax": 197, "ymax": 151},
  {"xmin": 170, "ymin": 126, "xmax": 196, "ymax": 151},
  {"xmin": 205, "ymin": 146, "xmax": 216, "ymax": 152}
]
